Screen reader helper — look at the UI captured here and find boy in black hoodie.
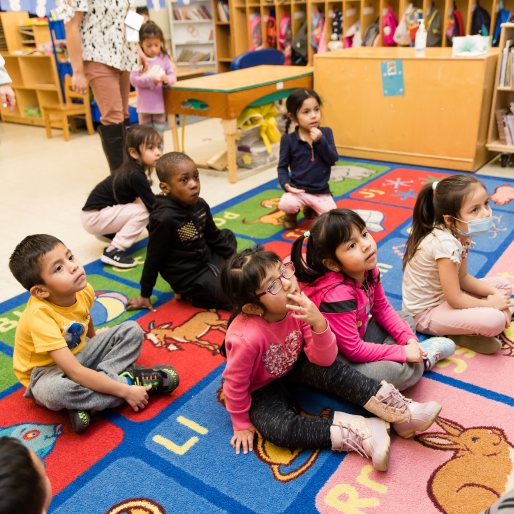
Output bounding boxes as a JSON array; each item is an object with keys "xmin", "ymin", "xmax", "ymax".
[{"xmin": 126, "ymin": 152, "xmax": 237, "ymax": 312}]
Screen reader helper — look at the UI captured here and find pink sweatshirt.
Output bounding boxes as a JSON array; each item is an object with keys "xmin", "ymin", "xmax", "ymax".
[
  {"xmin": 303, "ymin": 269, "xmax": 416, "ymax": 363},
  {"xmin": 129, "ymin": 53, "xmax": 177, "ymax": 114},
  {"xmin": 222, "ymin": 311, "xmax": 337, "ymax": 431}
]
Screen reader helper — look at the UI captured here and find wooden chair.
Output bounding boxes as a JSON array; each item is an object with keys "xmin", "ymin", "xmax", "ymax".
[{"xmin": 42, "ymin": 75, "xmax": 95, "ymax": 141}]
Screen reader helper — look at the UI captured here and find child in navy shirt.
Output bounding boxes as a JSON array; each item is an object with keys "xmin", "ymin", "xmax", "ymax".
[{"xmin": 277, "ymin": 88, "xmax": 339, "ymax": 229}]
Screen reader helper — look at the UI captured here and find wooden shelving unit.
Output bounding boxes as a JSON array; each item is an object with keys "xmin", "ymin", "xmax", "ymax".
[
  {"xmin": 487, "ymin": 22, "xmax": 514, "ymax": 166},
  {"xmin": 212, "ymin": 0, "xmax": 507, "ymax": 70},
  {"xmin": 0, "ymin": 11, "xmax": 64, "ymax": 129},
  {"xmin": 168, "ymin": 0, "xmax": 218, "ymax": 73}
]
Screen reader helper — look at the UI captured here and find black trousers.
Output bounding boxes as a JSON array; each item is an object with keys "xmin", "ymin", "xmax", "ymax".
[
  {"xmin": 249, "ymin": 352, "xmax": 381, "ymax": 448},
  {"xmin": 176, "ymin": 229, "xmax": 237, "ymax": 310}
]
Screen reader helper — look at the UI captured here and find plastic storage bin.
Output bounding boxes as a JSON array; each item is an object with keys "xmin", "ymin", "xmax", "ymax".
[{"xmin": 236, "ymin": 126, "xmax": 280, "ymax": 169}]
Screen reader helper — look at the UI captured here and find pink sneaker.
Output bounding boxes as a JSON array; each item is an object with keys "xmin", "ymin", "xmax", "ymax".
[
  {"xmin": 330, "ymin": 412, "xmax": 390, "ymax": 471},
  {"xmin": 363, "ymin": 381, "xmax": 442, "ymax": 439}
]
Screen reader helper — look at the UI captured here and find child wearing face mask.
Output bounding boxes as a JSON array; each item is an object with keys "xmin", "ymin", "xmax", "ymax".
[
  {"xmin": 402, "ymin": 175, "xmax": 512, "ymax": 354},
  {"xmin": 277, "ymin": 88, "xmax": 339, "ymax": 230}
]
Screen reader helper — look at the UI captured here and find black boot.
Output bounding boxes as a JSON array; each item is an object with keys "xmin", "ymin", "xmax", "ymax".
[{"xmin": 97, "ymin": 123, "xmax": 125, "ymax": 174}]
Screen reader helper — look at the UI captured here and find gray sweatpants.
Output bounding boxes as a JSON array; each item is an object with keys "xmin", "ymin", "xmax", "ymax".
[
  {"xmin": 337, "ymin": 311, "xmax": 424, "ymax": 391},
  {"xmin": 24, "ymin": 321, "xmax": 144, "ymax": 411}
]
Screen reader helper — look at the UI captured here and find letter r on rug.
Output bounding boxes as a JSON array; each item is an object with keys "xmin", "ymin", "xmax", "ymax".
[{"xmin": 324, "ymin": 484, "xmax": 379, "ymax": 513}]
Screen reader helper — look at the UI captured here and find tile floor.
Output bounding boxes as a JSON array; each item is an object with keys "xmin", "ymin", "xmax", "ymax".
[
  {"xmin": 2, "ymin": 120, "xmax": 514, "ymax": 304},
  {"xmin": 0, "ymin": 120, "xmax": 277, "ymax": 303}
]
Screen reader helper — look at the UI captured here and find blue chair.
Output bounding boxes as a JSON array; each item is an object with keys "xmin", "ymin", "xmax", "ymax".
[{"xmin": 230, "ymin": 48, "xmax": 285, "ymax": 71}]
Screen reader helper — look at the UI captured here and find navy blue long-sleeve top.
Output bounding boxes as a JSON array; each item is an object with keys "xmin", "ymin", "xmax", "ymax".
[{"xmin": 277, "ymin": 126, "xmax": 339, "ymax": 195}]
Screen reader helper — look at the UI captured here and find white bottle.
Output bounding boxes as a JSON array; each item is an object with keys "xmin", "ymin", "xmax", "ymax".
[{"xmin": 415, "ymin": 19, "xmax": 427, "ymax": 51}]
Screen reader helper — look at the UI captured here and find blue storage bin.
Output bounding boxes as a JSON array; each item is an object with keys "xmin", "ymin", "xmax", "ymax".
[
  {"xmin": 90, "ymin": 101, "xmax": 139, "ymax": 125},
  {"xmin": 90, "ymin": 100, "xmax": 101, "ymax": 123},
  {"xmin": 49, "ymin": 20, "xmax": 66, "ymax": 40},
  {"xmin": 129, "ymin": 105, "xmax": 138, "ymax": 124}
]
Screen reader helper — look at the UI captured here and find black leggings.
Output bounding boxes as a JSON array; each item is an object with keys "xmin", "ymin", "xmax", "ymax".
[{"xmin": 249, "ymin": 352, "xmax": 381, "ymax": 448}]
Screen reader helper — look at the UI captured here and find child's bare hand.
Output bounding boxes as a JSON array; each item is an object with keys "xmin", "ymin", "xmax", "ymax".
[
  {"xmin": 161, "ymin": 75, "xmax": 169, "ymax": 85},
  {"xmin": 287, "ymin": 291, "xmax": 327, "ymax": 333},
  {"xmin": 406, "ymin": 338, "xmax": 427, "ymax": 357},
  {"xmin": 405, "ymin": 341, "xmax": 423, "ymax": 363},
  {"xmin": 285, "ymin": 183, "xmax": 305, "ymax": 194},
  {"xmin": 310, "ymin": 127, "xmax": 322, "ymax": 142},
  {"xmin": 96, "ymin": 327, "xmax": 110, "ymax": 334},
  {"xmin": 153, "ymin": 75, "xmax": 162, "ymax": 85},
  {"xmin": 487, "ymin": 291, "xmax": 510, "ymax": 311},
  {"xmin": 126, "ymin": 296, "xmax": 156, "ymax": 312},
  {"xmin": 124, "ymin": 385, "xmax": 151, "ymax": 412},
  {"xmin": 231, "ymin": 427, "xmax": 261, "ymax": 455}
]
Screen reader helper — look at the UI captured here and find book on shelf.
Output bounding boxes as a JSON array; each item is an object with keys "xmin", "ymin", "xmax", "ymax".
[
  {"xmin": 496, "ymin": 109, "xmax": 514, "ymax": 146},
  {"xmin": 177, "ymin": 49, "xmax": 213, "ymax": 63},
  {"xmin": 173, "ymin": 7, "xmax": 212, "ymax": 20},
  {"xmin": 216, "ymin": 1, "xmax": 230, "ymax": 22},
  {"xmin": 499, "ymin": 40, "xmax": 514, "ymax": 88}
]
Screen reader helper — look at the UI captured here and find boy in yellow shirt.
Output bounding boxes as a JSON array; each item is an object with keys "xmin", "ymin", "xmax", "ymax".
[{"xmin": 9, "ymin": 234, "xmax": 179, "ymax": 433}]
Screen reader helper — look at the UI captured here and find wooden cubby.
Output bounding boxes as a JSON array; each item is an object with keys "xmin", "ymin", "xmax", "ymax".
[
  {"xmin": 487, "ymin": 23, "xmax": 514, "ymax": 161},
  {"xmin": 0, "ymin": 12, "xmax": 65, "ymax": 128},
  {"xmin": 212, "ymin": 0, "xmax": 502, "ymax": 68}
]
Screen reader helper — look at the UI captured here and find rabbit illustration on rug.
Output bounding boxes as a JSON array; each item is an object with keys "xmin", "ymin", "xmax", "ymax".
[{"xmin": 415, "ymin": 417, "xmax": 514, "ymax": 514}]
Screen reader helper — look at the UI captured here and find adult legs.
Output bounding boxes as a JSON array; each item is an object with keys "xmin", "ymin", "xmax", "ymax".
[{"xmin": 84, "ymin": 61, "xmax": 126, "ymax": 173}]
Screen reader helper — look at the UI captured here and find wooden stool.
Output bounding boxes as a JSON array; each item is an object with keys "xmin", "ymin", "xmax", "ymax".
[{"xmin": 42, "ymin": 75, "xmax": 95, "ymax": 141}]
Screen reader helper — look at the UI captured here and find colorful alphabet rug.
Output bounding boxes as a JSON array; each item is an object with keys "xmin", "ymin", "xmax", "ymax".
[{"xmin": 1, "ymin": 159, "xmax": 514, "ymax": 514}]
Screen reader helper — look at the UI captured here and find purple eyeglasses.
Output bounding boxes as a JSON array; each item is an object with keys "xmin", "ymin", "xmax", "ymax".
[{"xmin": 255, "ymin": 262, "xmax": 296, "ymax": 299}]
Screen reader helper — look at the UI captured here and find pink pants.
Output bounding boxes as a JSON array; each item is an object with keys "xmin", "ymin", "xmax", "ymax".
[
  {"xmin": 278, "ymin": 192, "xmax": 337, "ymax": 215},
  {"xmin": 83, "ymin": 61, "xmax": 130, "ymax": 125},
  {"xmin": 80, "ymin": 198, "xmax": 149, "ymax": 251},
  {"xmin": 414, "ymin": 277, "xmax": 512, "ymax": 338}
]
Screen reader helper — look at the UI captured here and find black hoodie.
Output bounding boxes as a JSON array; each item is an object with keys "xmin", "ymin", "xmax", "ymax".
[{"xmin": 140, "ymin": 195, "xmax": 235, "ymax": 297}]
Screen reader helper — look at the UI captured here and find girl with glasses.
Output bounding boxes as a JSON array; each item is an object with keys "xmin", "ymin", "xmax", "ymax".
[{"xmin": 219, "ymin": 245, "xmax": 442, "ymax": 470}]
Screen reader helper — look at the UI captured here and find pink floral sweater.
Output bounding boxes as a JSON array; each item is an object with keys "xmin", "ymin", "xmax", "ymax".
[
  {"xmin": 222, "ymin": 311, "xmax": 337, "ymax": 431},
  {"xmin": 303, "ymin": 269, "xmax": 416, "ymax": 363}
]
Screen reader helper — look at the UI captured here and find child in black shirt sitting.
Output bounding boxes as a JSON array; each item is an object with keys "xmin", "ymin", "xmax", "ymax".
[{"xmin": 126, "ymin": 152, "xmax": 237, "ymax": 311}]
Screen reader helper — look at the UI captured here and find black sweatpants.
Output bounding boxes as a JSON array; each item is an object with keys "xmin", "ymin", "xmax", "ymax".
[
  {"xmin": 175, "ymin": 229, "xmax": 237, "ymax": 310},
  {"xmin": 249, "ymin": 352, "xmax": 382, "ymax": 448}
]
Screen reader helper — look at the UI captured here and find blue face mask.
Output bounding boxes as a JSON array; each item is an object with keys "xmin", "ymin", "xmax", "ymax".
[{"xmin": 454, "ymin": 213, "xmax": 493, "ymax": 237}]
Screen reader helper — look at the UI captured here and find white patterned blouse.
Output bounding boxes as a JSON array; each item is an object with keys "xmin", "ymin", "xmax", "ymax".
[{"xmin": 57, "ymin": 0, "xmax": 139, "ymax": 72}]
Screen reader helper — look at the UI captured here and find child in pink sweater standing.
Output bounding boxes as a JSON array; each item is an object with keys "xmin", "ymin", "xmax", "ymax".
[
  {"xmin": 130, "ymin": 22, "xmax": 177, "ymax": 142},
  {"xmin": 292, "ymin": 209, "xmax": 456, "ymax": 391},
  {"xmin": 220, "ymin": 246, "xmax": 443, "ymax": 471}
]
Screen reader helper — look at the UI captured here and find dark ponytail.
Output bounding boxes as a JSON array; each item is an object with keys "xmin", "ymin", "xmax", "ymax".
[
  {"xmin": 112, "ymin": 125, "xmax": 161, "ymax": 203},
  {"xmin": 291, "ymin": 208, "xmax": 367, "ymax": 284},
  {"xmin": 219, "ymin": 245, "xmax": 282, "ymax": 357},
  {"xmin": 403, "ymin": 175, "xmax": 485, "ymax": 270}
]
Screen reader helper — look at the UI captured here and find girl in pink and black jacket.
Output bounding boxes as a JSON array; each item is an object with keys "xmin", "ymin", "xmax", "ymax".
[{"xmin": 292, "ymin": 208, "xmax": 456, "ymax": 390}]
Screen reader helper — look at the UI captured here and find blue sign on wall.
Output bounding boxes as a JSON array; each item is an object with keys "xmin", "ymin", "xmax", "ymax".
[{"xmin": 381, "ymin": 60, "xmax": 405, "ymax": 97}]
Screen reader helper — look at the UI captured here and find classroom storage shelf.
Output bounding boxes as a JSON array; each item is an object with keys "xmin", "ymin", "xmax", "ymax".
[
  {"xmin": 486, "ymin": 22, "xmax": 514, "ymax": 166},
  {"xmin": 211, "ymin": 0, "xmax": 507, "ymax": 70},
  {"xmin": 0, "ymin": 12, "xmax": 65, "ymax": 129},
  {"xmin": 168, "ymin": 0, "xmax": 218, "ymax": 72}
]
